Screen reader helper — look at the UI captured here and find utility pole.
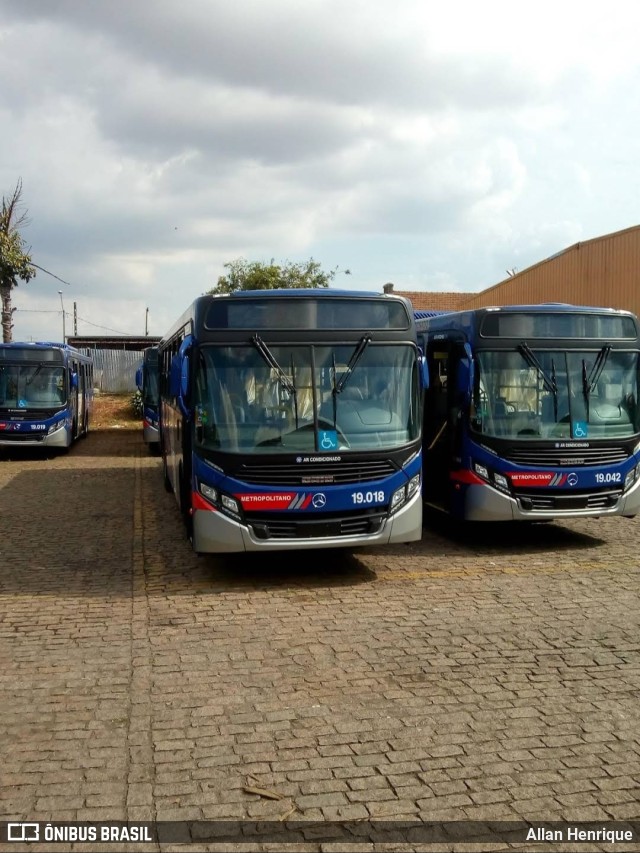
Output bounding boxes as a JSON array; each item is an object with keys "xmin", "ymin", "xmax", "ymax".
[
  {"xmin": 73, "ymin": 302, "xmax": 77, "ymax": 335},
  {"xmin": 145, "ymin": 307, "xmax": 149, "ymax": 336},
  {"xmin": 58, "ymin": 291, "xmax": 65, "ymax": 342}
]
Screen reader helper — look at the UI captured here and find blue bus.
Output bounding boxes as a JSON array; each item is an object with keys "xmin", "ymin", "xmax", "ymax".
[
  {"xmin": 416, "ymin": 304, "xmax": 640, "ymax": 522},
  {"xmin": 158, "ymin": 290, "xmax": 426, "ymax": 553},
  {"xmin": 0, "ymin": 341, "xmax": 93, "ymax": 449},
  {"xmin": 136, "ymin": 346, "xmax": 160, "ymax": 449}
]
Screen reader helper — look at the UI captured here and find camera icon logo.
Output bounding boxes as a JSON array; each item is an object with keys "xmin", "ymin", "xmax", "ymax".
[{"xmin": 8, "ymin": 823, "xmax": 40, "ymax": 842}]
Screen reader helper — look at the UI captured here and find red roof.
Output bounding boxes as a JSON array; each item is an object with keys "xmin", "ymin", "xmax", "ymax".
[{"xmin": 391, "ymin": 290, "xmax": 476, "ymax": 311}]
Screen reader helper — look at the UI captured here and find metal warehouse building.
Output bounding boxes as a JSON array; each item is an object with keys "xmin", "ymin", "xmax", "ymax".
[{"xmin": 388, "ymin": 224, "xmax": 640, "ymax": 316}]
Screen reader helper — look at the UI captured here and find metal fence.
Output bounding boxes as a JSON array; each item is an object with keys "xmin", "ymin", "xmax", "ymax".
[{"xmin": 79, "ymin": 348, "xmax": 142, "ymax": 394}]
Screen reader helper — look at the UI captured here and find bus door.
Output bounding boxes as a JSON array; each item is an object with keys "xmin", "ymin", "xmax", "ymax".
[
  {"xmin": 423, "ymin": 339, "xmax": 456, "ymax": 507},
  {"xmin": 70, "ymin": 358, "xmax": 80, "ymax": 437},
  {"xmin": 422, "ymin": 336, "xmax": 465, "ymax": 510}
]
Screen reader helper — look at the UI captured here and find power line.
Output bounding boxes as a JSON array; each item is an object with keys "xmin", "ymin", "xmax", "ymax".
[
  {"xmin": 15, "ymin": 308, "xmax": 133, "ymax": 336},
  {"xmin": 14, "ymin": 309, "xmax": 60, "ymax": 314},
  {"xmin": 74, "ymin": 314, "xmax": 133, "ymax": 336}
]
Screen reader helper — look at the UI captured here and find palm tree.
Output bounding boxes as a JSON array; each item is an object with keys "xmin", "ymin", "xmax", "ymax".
[{"xmin": 0, "ymin": 179, "xmax": 36, "ymax": 343}]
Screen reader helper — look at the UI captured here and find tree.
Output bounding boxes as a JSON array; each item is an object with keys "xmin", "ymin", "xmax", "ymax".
[
  {"xmin": 0, "ymin": 180, "xmax": 36, "ymax": 343},
  {"xmin": 209, "ymin": 257, "xmax": 337, "ymax": 294}
]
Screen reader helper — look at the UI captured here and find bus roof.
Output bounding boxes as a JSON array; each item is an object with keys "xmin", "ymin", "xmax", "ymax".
[
  {"xmin": 0, "ymin": 341, "xmax": 87, "ymax": 353},
  {"xmin": 161, "ymin": 290, "xmax": 415, "ymax": 345}
]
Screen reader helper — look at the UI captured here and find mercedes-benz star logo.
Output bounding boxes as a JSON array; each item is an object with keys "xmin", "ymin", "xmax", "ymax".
[
  {"xmin": 311, "ymin": 493, "xmax": 326, "ymax": 508},
  {"xmin": 567, "ymin": 472, "xmax": 578, "ymax": 486}
]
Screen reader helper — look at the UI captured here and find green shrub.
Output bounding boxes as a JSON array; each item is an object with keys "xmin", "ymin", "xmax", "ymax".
[{"xmin": 131, "ymin": 389, "xmax": 143, "ymax": 417}]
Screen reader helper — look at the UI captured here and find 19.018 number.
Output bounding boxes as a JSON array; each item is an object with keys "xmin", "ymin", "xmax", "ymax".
[{"xmin": 351, "ymin": 490, "xmax": 385, "ymax": 504}]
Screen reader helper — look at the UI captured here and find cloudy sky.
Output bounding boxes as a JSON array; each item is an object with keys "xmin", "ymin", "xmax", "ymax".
[{"xmin": 2, "ymin": 0, "xmax": 640, "ymax": 342}]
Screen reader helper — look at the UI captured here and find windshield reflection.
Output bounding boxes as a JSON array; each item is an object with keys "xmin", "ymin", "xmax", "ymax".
[
  {"xmin": 0, "ymin": 364, "xmax": 66, "ymax": 409},
  {"xmin": 194, "ymin": 344, "xmax": 419, "ymax": 453},
  {"xmin": 472, "ymin": 350, "xmax": 640, "ymax": 440}
]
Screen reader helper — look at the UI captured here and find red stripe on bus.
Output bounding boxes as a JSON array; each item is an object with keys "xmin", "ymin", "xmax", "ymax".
[
  {"xmin": 450, "ymin": 469, "xmax": 485, "ymax": 485},
  {"xmin": 192, "ymin": 491, "xmax": 216, "ymax": 512}
]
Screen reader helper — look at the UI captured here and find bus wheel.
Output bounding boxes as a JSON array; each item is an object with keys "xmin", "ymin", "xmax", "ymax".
[
  {"xmin": 162, "ymin": 455, "xmax": 173, "ymax": 493},
  {"xmin": 81, "ymin": 413, "xmax": 89, "ymax": 438},
  {"xmin": 179, "ymin": 464, "xmax": 193, "ymax": 541}
]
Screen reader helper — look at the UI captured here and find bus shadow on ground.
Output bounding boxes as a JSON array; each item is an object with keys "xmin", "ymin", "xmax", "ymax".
[
  {"xmin": 0, "ymin": 430, "xmax": 141, "ymax": 461},
  {"xmin": 197, "ymin": 549, "xmax": 377, "ymax": 590},
  {"xmin": 421, "ymin": 508, "xmax": 606, "ymax": 553}
]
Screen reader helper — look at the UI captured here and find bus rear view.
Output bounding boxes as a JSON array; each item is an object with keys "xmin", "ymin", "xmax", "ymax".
[{"xmin": 418, "ymin": 305, "xmax": 640, "ymax": 522}]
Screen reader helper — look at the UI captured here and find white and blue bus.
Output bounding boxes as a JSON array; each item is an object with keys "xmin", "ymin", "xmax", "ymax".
[
  {"xmin": 416, "ymin": 304, "xmax": 640, "ymax": 522},
  {"xmin": 136, "ymin": 345, "xmax": 160, "ymax": 449},
  {"xmin": 158, "ymin": 290, "xmax": 426, "ymax": 553},
  {"xmin": 0, "ymin": 341, "xmax": 93, "ymax": 449}
]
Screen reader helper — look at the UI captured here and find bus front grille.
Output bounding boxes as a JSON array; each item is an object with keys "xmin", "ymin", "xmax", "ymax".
[
  {"xmin": 238, "ymin": 460, "xmax": 396, "ymax": 486},
  {"xmin": 247, "ymin": 509, "xmax": 387, "ymax": 540},
  {"xmin": 505, "ymin": 446, "xmax": 629, "ymax": 467},
  {"xmin": 0, "ymin": 432, "xmax": 46, "ymax": 442},
  {"xmin": 517, "ymin": 489, "xmax": 621, "ymax": 512}
]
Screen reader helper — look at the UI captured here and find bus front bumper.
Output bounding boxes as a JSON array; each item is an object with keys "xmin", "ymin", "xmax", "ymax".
[
  {"xmin": 143, "ymin": 423, "xmax": 159, "ymax": 445},
  {"xmin": 464, "ymin": 477, "xmax": 640, "ymax": 521},
  {"xmin": 192, "ymin": 492, "xmax": 422, "ymax": 553},
  {"xmin": 0, "ymin": 425, "xmax": 70, "ymax": 448}
]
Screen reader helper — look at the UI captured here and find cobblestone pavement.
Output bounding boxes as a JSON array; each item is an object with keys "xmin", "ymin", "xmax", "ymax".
[{"xmin": 1, "ymin": 430, "xmax": 640, "ymax": 851}]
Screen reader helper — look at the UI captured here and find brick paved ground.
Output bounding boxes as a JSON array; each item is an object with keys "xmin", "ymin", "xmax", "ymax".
[{"xmin": 1, "ymin": 429, "xmax": 639, "ymax": 851}]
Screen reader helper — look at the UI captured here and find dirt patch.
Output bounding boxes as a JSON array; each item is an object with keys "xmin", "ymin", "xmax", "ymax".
[{"xmin": 92, "ymin": 393, "xmax": 141, "ymax": 430}]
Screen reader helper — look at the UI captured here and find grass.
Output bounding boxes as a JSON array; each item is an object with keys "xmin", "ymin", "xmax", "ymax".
[{"xmin": 92, "ymin": 393, "xmax": 141, "ymax": 430}]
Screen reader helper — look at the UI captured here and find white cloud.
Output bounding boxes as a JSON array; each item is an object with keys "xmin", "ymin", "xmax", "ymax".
[{"xmin": 2, "ymin": 0, "xmax": 640, "ymax": 342}]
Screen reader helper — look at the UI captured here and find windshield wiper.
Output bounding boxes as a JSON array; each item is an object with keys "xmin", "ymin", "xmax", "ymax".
[
  {"xmin": 251, "ymin": 334, "xmax": 298, "ymax": 426},
  {"xmin": 551, "ymin": 358, "xmax": 558, "ymax": 421},
  {"xmin": 581, "ymin": 345, "xmax": 611, "ymax": 421},
  {"xmin": 335, "ymin": 334, "xmax": 371, "ymax": 394},
  {"xmin": 328, "ymin": 352, "xmax": 343, "ymax": 434},
  {"xmin": 518, "ymin": 343, "xmax": 558, "ymax": 418}
]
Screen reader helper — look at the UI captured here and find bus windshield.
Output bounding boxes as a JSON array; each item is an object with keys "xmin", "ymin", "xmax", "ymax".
[
  {"xmin": 0, "ymin": 364, "xmax": 66, "ymax": 409},
  {"xmin": 143, "ymin": 361, "xmax": 159, "ymax": 407},
  {"xmin": 472, "ymin": 349, "xmax": 640, "ymax": 440},
  {"xmin": 194, "ymin": 343, "xmax": 419, "ymax": 453}
]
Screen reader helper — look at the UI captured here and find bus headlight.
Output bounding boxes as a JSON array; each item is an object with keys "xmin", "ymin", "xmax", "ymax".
[
  {"xmin": 47, "ymin": 420, "xmax": 66, "ymax": 435},
  {"xmin": 221, "ymin": 494, "xmax": 240, "ymax": 514},
  {"xmin": 474, "ymin": 463, "xmax": 489, "ymax": 480},
  {"xmin": 407, "ymin": 474, "xmax": 420, "ymax": 498},
  {"xmin": 472, "ymin": 460, "xmax": 511, "ymax": 494},
  {"xmin": 200, "ymin": 483, "xmax": 218, "ymax": 503},
  {"xmin": 494, "ymin": 473, "xmax": 509, "ymax": 491},
  {"xmin": 390, "ymin": 485, "xmax": 406, "ymax": 512},
  {"xmin": 199, "ymin": 481, "xmax": 242, "ymax": 520},
  {"xmin": 623, "ymin": 464, "xmax": 640, "ymax": 492}
]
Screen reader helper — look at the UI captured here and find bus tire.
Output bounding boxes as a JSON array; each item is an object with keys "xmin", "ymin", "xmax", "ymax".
[
  {"xmin": 81, "ymin": 413, "xmax": 89, "ymax": 438},
  {"xmin": 162, "ymin": 455, "xmax": 173, "ymax": 493},
  {"xmin": 179, "ymin": 462, "xmax": 193, "ymax": 541}
]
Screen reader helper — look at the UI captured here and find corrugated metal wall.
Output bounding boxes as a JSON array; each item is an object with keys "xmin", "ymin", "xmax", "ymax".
[
  {"xmin": 79, "ymin": 349, "xmax": 141, "ymax": 393},
  {"xmin": 461, "ymin": 225, "xmax": 640, "ymax": 317}
]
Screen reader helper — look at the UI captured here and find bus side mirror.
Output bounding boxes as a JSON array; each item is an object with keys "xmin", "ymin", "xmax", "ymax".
[
  {"xmin": 70, "ymin": 372, "xmax": 78, "ymax": 390},
  {"xmin": 456, "ymin": 343, "xmax": 474, "ymax": 399},
  {"xmin": 135, "ymin": 366, "xmax": 143, "ymax": 391},
  {"xmin": 419, "ymin": 355, "xmax": 429, "ymax": 390},
  {"xmin": 180, "ymin": 355, "xmax": 190, "ymax": 400},
  {"xmin": 170, "ymin": 335, "xmax": 193, "ymax": 419}
]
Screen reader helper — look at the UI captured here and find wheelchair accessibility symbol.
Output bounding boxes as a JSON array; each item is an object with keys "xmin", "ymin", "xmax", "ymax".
[
  {"xmin": 572, "ymin": 421, "xmax": 588, "ymax": 438},
  {"xmin": 319, "ymin": 430, "xmax": 338, "ymax": 450}
]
